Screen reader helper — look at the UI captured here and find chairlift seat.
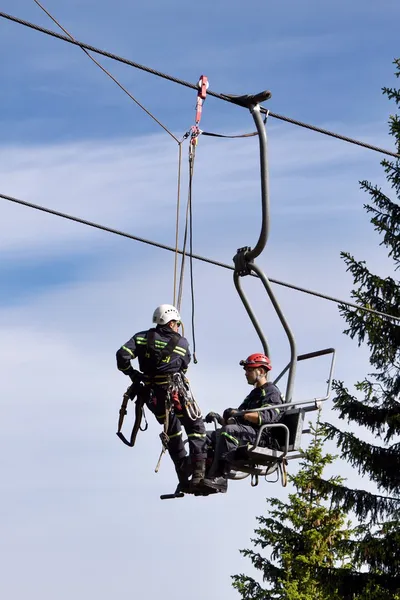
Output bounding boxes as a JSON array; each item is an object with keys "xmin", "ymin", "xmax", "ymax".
[
  {"xmin": 227, "ymin": 407, "xmax": 306, "ymax": 474},
  {"xmin": 275, "ymin": 407, "xmax": 306, "ymax": 452}
]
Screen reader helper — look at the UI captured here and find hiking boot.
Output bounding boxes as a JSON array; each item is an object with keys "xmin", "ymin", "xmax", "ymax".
[
  {"xmin": 201, "ymin": 475, "xmax": 228, "ymax": 493},
  {"xmin": 174, "ymin": 457, "xmax": 191, "ymax": 492},
  {"xmin": 191, "ymin": 459, "xmax": 206, "ymax": 488}
]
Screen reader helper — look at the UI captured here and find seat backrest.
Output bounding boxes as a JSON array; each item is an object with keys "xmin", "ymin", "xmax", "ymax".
[{"xmin": 275, "ymin": 408, "xmax": 305, "ymax": 451}]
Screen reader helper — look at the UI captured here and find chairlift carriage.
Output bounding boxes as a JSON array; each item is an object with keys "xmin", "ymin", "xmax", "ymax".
[{"xmin": 159, "ymin": 90, "xmax": 337, "ymax": 499}]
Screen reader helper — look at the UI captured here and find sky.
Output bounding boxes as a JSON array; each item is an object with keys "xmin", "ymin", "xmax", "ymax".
[{"xmin": 0, "ymin": 1, "xmax": 399, "ymax": 599}]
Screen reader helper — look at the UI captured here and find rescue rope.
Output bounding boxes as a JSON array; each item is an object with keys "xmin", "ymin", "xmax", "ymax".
[
  {"xmin": 188, "ymin": 141, "xmax": 197, "ymax": 363},
  {"xmin": 176, "ymin": 174, "xmax": 191, "ymax": 312},
  {"xmin": 173, "ymin": 142, "xmax": 184, "ymax": 307},
  {"xmin": 200, "ymin": 112, "xmax": 268, "ymax": 140},
  {"xmin": 174, "ymin": 79, "xmax": 208, "ymax": 355}
]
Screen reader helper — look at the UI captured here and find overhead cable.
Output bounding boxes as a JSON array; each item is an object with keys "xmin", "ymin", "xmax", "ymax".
[
  {"xmin": 1, "ymin": 190, "xmax": 399, "ymax": 324},
  {"xmin": 31, "ymin": 0, "xmax": 179, "ymax": 143},
  {"xmin": 1, "ymin": 10, "xmax": 399, "ymax": 159}
]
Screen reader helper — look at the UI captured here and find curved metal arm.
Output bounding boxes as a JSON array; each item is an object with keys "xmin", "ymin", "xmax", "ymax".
[
  {"xmin": 250, "ymin": 262, "xmax": 297, "ymax": 403},
  {"xmin": 231, "ymin": 92, "xmax": 298, "ymax": 406},
  {"xmin": 222, "ymin": 91, "xmax": 271, "ymax": 261},
  {"xmin": 246, "ymin": 105, "xmax": 270, "ymax": 261},
  {"xmin": 233, "ymin": 260, "xmax": 297, "ymax": 402},
  {"xmin": 234, "ymin": 270, "xmax": 270, "ymax": 356}
]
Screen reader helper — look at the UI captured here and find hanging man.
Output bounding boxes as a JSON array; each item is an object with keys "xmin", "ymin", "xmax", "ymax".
[{"xmin": 116, "ymin": 304, "xmax": 208, "ymax": 493}]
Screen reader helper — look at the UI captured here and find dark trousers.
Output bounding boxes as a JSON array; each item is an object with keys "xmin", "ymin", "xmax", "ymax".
[
  {"xmin": 209, "ymin": 422, "xmax": 258, "ymax": 464},
  {"xmin": 141, "ymin": 386, "xmax": 207, "ymax": 463}
]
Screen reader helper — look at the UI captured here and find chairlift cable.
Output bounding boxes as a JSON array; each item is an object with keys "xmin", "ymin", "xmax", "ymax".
[
  {"xmin": 1, "ymin": 190, "xmax": 399, "ymax": 323},
  {"xmin": 1, "ymin": 10, "xmax": 399, "ymax": 158},
  {"xmin": 31, "ymin": 1, "xmax": 191, "ymax": 311},
  {"xmin": 31, "ymin": 0, "xmax": 180, "ymax": 144}
]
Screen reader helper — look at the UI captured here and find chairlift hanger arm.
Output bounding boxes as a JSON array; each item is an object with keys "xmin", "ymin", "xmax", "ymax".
[
  {"xmin": 231, "ymin": 91, "xmax": 297, "ymax": 403},
  {"xmin": 233, "ymin": 268, "xmax": 270, "ymax": 356},
  {"xmin": 224, "ymin": 92, "xmax": 271, "ymax": 261}
]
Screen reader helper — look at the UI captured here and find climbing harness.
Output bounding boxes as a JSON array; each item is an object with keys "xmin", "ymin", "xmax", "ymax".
[
  {"xmin": 116, "ymin": 376, "xmax": 148, "ymax": 447},
  {"xmin": 171, "ymin": 372, "xmax": 202, "ymax": 421},
  {"xmin": 154, "ymin": 371, "xmax": 202, "ymax": 472},
  {"xmin": 116, "ymin": 329, "xmax": 187, "ymax": 450},
  {"xmin": 141, "ymin": 329, "xmax": 182, "ymax": 375}
]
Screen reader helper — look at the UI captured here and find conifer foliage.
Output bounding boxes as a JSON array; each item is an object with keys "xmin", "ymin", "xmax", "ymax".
[
  {"xmin": 232, "ymin": 414, "xmax": 352, "ymax": 600},
  {"xmin": 320, "ymin": 58, "xmax": 400, "ymax": 598},
  {"xmin": 233, "ymin": 60, "xmax": 400, "ymax": 599}
]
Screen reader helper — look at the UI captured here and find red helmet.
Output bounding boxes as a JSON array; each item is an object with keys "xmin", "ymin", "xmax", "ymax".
[{"xmin": 240, "ymin": 353, "xmax": 272, "ymax": 371}]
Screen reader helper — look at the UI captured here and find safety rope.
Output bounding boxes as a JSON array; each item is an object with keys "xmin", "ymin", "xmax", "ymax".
[
  {"xmin": 176, "ymin": 182, "xmax": 191, "ymax": 312},
  {"xmin": 175, "ymin": 77, "xmax": 208, "ymax": 357},
  {"xmin": 173, "ymin": 143, "xmax": 184, "ymax": 307},
  {"xmin": 200, "ymin": 112, "xmax": 269, "ymax": 139},
  {"xmin": 188, "ymin": 143, "xmax": 197, "ymax": 363}
]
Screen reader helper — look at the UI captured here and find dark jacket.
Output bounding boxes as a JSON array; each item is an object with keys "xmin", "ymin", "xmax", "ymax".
[
  {"xmin": 238, "ymin": 382, "xmax": 283, "ymax": 427},
  {"xmin": 116, "ymin": 325, "xmax": 191, "ymax": 385}
]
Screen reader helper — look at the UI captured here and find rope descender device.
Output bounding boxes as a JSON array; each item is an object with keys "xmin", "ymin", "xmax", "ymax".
[{"xmin": 190, "ymin": 74, "xmax": 209, "ymax": 151}]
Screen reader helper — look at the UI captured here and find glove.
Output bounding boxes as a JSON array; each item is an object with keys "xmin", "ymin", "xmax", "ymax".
[
  {"xmin": 126, "ymin": 370, "xmax": 143, "ymax": 398},
  {"xmin": 204, "ymin": 411, "xmax": 223, "ymax": 425},
  {"xmin": 223, "ymin": 408, "xmax": 238, "ymax": 422},
  {"xmin": 129, "ymin": 368, "xmax": 143, "ymax": 383}
]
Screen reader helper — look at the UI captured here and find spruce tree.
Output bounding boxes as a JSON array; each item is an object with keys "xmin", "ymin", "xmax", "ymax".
[
  {"xmin": 232, "ymin": 59, "xmax": 400, "ymax": 600},
  {"xmin": 315, "ymin": 58, "xmax": 400, "ymax": 599},
  {"xmin": 232, "ymin": 413, "xmax": 353, "ymax": 600}
]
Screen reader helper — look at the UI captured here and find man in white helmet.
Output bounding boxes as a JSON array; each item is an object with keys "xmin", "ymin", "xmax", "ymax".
[{"xmin": 116, "ymin": 304, "xmax": 207, "ymax": 492}]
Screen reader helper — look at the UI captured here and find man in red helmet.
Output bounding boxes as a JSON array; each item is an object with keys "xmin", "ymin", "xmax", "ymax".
[{"xmin": 201, "ymin": 353, "xmax": 283, "ymax": 493}]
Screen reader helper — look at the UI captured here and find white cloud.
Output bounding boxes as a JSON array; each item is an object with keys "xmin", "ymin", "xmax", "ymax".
[{"xmin": 0, "ymin": 126, "xmax": 395, "ymax": 600}]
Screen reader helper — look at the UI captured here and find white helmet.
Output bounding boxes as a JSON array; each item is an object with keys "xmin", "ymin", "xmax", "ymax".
[{"xmin": 152, "ymin": 304, "xmax": 181, "ymax": 325}]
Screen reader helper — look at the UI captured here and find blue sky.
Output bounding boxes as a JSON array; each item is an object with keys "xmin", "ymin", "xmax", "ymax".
[{"xmin": 1, "ymin": 1, "xmax": 399, "ymax": 599}]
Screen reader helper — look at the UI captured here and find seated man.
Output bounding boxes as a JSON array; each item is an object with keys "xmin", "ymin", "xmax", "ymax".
[{"xmin": 202, "ymin": 353, "xmax": 283, "ymax": 493}]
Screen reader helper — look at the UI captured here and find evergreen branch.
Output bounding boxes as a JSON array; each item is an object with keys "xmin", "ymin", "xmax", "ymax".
[
  {"xmin": 353, "ymin": 529, "xmax": 400, "ymax": 575},
  {"xmin": 324, "ymin": 423, "xmax": 400, "ymax": 493},
  {"xmin": 318, "ymin": 565, "xmax": 400, "ymax": 598},
  {"xmin": 331, "ymin": 380, "xmax": 400, "ymax": 441},
  {"xmin": 312, "ymin": 477, "xmax": 400, "ymax": 522}
]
